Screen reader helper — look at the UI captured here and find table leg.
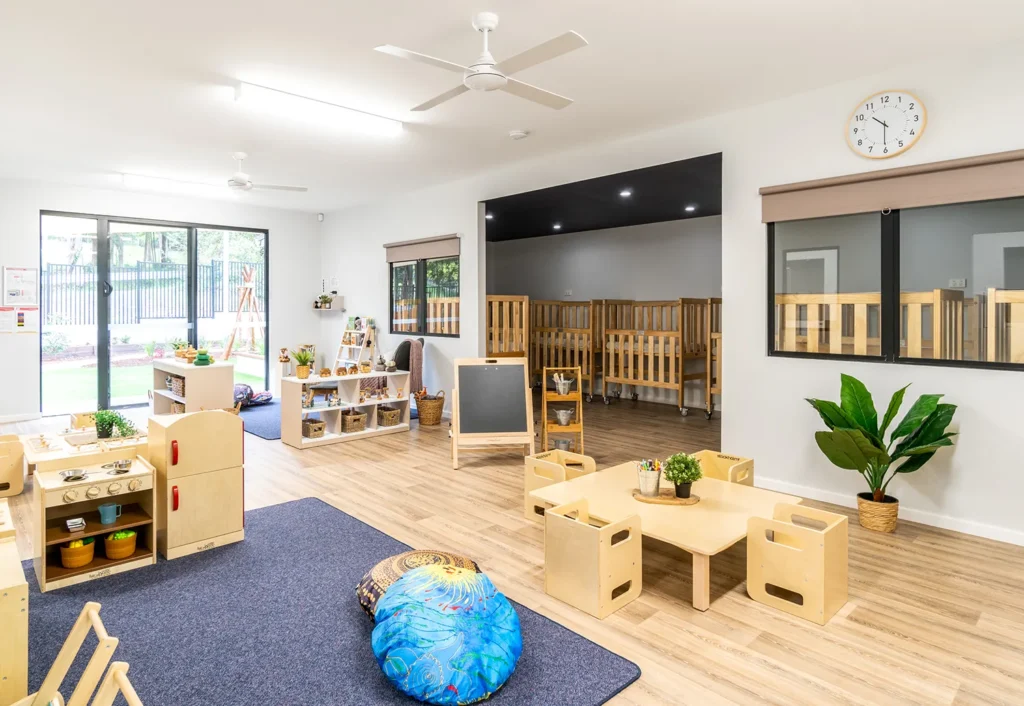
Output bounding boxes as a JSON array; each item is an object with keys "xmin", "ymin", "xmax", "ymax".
[{"xmin": 692, "ymin": 552, "xmax": 710, "ymax": 611}]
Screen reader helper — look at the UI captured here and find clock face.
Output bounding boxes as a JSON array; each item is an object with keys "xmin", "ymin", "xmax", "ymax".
[{"xmin": 846, "ymin": 90, "xmax": 926, "ymax": 159}]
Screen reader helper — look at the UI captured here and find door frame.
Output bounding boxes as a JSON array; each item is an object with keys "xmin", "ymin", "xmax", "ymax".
[{"xmin": 39, "ymin": 210, "xmax": 270, "ymax": 413}]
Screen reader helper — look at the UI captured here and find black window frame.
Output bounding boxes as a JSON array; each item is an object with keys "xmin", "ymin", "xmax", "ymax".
[
  {"xmin": 388, "ymin": 256, "xmax": 460, "ymax": 338},
  {"xmin": 767, "ymin": 206, "xmax": 1024, "ymax": 372}
]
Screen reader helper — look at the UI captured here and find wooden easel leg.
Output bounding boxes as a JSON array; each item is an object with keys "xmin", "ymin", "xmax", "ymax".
[{"xmin": 692, "ymin": 552, "xmax": 711, "ymax": 611}]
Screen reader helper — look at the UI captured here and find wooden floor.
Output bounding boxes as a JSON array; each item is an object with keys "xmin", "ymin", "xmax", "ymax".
[{"xmin": 5, "ymin": 398, "xmax": 1024, "ymax": 705}]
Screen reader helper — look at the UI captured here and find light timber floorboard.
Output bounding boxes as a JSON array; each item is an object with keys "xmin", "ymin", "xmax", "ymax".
[{"xmin": 4, "ymin": 397, "xmax": 1024, "ymax": 705}]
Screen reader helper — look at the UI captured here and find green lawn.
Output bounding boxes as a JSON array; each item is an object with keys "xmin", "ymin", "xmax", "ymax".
[{"xmin": 42, "ymin": 364, "xmax": 264, "ymax": 415}]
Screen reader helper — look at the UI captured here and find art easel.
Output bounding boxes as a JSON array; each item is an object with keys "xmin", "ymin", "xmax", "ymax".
[
  {"xmin": 222, "ymin": 266, "xmax": 265, "ymax": 360},
  {"xmin": 451, "ymin": 357, "xmax": 535, "ymax": 470}
]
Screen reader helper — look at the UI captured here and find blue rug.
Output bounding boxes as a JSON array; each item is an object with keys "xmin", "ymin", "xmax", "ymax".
[
  {"xmin": 239, "ymin": 400, "xmax": 282, "ymax": 440},
  {"xmin": 25, "ymin": 498, "xmax": 640, "ymax": 705}
]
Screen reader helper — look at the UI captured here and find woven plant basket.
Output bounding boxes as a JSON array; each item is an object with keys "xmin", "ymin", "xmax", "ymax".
[
  {"xmin": 416, "ymin": 391, "xmax": 444, "ymax": 426},
  {"xmin": 296, "ymin": 365, "xmax": 311, "ymax": 380},
  {"xmin": 170, "ymin": 401, "xmax": 186, "ymax": 414},
  {"xmin": 378, "ymin": 406, "xmax": 401, "ymax": 427},
  {"xmin": 169, "ymin": 375, "xmax": 186, "ymax": 397},
  {"xmin": 857, "ymin": 492, "xmax": 899, "ymax": 533},
  {"xmin": 104, "ymin": 533, "xmax": 137, "ymax": 561},
  {"xmin": 341, "ymin": 409, "xmax": 366, "ymax": 433},
  {"xmin": 302, "ymin": 419, "xmax": 326, "ymax": 439},
  {"xmin": 60, "ymin": 541, "xmax": 95, "ymax": 569}
]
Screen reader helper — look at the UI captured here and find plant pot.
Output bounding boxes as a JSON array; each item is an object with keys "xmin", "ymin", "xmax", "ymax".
[
  {"xmin": 637, "ymin": 467, "xmax": 661, "ymax": 497},
  {"xmin": 296, "ymin": 365, "xmax": 311, "ymax": 380},
  {"xmin": 674, "ymin": 482, "xmax": 692, "ymax": 499},
  {"xmin": 96, "ymin": 426, "xmax": 113, "ymax": 439},
  {"xmin": 104, "ymin": 533, "xmax": 137, "ymax": 560},
  {"xmin": 857, "ymin": 492, "xmax": 899, "ymax": 533}
]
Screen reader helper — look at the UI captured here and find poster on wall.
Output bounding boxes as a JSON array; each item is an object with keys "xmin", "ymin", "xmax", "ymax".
[
  {"xmin": 0, "ymin": 307, "xmax": 14, "ymax": 333},
  {"xmin": 16, "ymin": 306, "xmax": 39, "ymax": 333},
  {"xmin": 3, "ymin": 266, "xmax": 39, "ymax": 306}
]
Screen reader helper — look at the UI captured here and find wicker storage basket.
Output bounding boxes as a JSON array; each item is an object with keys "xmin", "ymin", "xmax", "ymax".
[
  {"xmin": 104, "ymin": 532, "xmax": 137, "ymax": 560},
  {"xmin": 169, "ymin": 375, "xmax": 186, "ymax": 398},
  {"xmin": 857, "ymin": 493, "xmax": 899, "ymax": 533},
  {"xmin": 170, "ymin": 401, "xmax": 186, "ymax": 414},
  {"xmin": 302, "ymin": 419, "xmax": 326, "ymax": 439},
  {"xmin": 416, "ymin": 391, "xmax": 444, "ymax": 426},
  {"xmin": 341, "ymin": 409, "xmax": 366, "ymax": 433},
  {"xmin": 60, "ymin": 541, "xmax": 95, "ymax": 569},
  {"xmin": 378, "ymin": 406, "xmax": 401, "ymax": 427}
]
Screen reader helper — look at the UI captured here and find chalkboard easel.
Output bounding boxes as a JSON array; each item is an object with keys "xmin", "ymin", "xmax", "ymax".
[{"xmin": 451, "ymin": 357, "xmax": 535, "ymax": 470}]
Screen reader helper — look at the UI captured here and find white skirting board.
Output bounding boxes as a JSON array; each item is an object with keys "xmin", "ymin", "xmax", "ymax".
[
  {"xmin": 756, "ymin": 476, "xmax": 1024, "ymax": 548},
  {"xmin": 0, "ymin": 413, "xmax": 40, "ymax": 424}
]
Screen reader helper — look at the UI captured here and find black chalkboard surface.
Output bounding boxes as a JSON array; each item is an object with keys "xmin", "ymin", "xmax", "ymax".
[{"xmin": 457, "ymin": 362, "xmax": 528, "ymax": 434}]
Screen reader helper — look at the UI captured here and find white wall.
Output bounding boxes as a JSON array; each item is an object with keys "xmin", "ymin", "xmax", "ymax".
[
  {"xmin": 321, "ymin": 42, "xmax": 1024, "ymax": 545},
  {"xmin": 486, "ymin": 217, "xmax": 721, "ymax": 407},
  {"xmin": 0, "ymin": 179, "xmax": 320, "ymax": 421}
]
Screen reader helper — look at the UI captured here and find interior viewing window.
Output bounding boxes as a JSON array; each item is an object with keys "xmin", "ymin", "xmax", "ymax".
[
  {"xmin": 771, "ymin": 213, "xmax": 882, "ymax": 357},
  {"xmin": 768, "ymin": 196, "xmax": 1024, "ymax": 369},
  {"xmin": 390, "ymin": 256, "xmax": 460, "ymax": 337}
]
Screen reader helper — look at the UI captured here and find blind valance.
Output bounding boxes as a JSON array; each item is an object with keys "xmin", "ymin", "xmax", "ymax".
[{"xmin": 384, "ymin": 234, "xmax": 460, "ymax": 263}]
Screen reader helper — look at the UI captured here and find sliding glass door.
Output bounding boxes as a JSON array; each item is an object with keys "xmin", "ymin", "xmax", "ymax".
[{"xmin": 39, "ymin": 212, "xmax": 269, "ymax": 415}]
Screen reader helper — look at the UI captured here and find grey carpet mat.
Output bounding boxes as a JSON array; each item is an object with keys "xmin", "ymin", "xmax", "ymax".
[{"xmin": 25, "ymin": 497, "xmax": 641, "ymax": 705}]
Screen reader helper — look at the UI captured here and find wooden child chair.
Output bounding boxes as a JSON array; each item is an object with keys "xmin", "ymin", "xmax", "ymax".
[
  {"xmin": 90, "ymin": 663, "xmax": 144, "ymax": 706},
  {"xmin": 523, "ymin": 450, "xmax": 596, "ymax": 521},
  {"xmin": 12, "ymin": 602, "xmax": 118, "ymax": 706},
  {"xmin": 543, "ymin": 499, "xmax": 642, "ymax": 619},
  {"xmin": 693, "ymin": 450, "xmax": 753, "ymax": 486},
  {"xmin": 0, "ymin": 436, "xmax": 24, "ymax": 498},
  {"xmin": 747, "ymin": 503, "xmax": 848, "ymax": 625}
]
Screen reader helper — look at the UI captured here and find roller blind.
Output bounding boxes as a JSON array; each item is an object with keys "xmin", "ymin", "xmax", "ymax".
[
  {"xmin": 384, "ymin": 234, "xmax": 460, "ymax": 263},
  {"xmin": 760, "ymin": 149, "xmax": 1024, "ymax": 223}
]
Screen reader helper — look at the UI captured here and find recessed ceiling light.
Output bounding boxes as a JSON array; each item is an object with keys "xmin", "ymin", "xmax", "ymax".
[
  {"xmin": 685, "ymin": 205, "xmax": 697, "ymax": 212},
  {"xmin": 234, "ymin": 81, "xmax": 403, "ymax": 138},
  {"xmin": 619, "ymin": 189, "xmax": 632, "ymax": 198},
  {"xmin": 485, "ymin": 213, "xmax": 494, "ymax": 220},
  {"xmin": 553, "ymin": 223, "xmax": 562, "ymax": 230}
]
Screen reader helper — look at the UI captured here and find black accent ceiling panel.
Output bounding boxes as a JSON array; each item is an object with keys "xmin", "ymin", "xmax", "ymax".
[{"xmin": 484, "ymin": 153, "xmax": 721, "ymax": 242}]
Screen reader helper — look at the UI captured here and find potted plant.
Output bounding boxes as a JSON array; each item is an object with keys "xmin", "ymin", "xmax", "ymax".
[
  {"xmin": 94, "ymin": 410, "xmax": 136, "ymax": 439},
  {"xmin": 291, "ymin": 348, "xmax": 314, "ymax": 379},
  {"xmin": 663, "ymin": 452, "xmax": 703, "ymax": 498},
  {"xmin": 318, "ymin": 294, "xmax": 333, "ymax": 310},
  {"xmin": 807, "ymin": 374, "xmax": 957, "ymax": 533}
]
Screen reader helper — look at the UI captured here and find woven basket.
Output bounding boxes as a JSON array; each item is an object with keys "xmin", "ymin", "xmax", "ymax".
[
  {"xmin": 378, "ymin": 406, "xmax": 401, "ymax": 427},
  {"xmin": 170, "ymin": 401, "xmax": 186, "ymax": 414},
  {"xmin": 302, "ymin": 419, "xmax": 326, "ymax": 439},
  {"xmin": 60, "ymin": 541, "xmax": 95, "ymax": 569},
  {"xmin": 416, "ymin": 391, "xmax": 444, "ymax": 426},
  {"xmin": 104, "ymin": 533, "xmax": 137, "ymax": 561},
  {"xmin": 342, "ymin": 409, "xmax": 366, "ymax": 433},
  {"xmin": 857, "ymin": 493, "xmax": 899, "ymax": 533},
  {"xmin": 169, "ymin": 375, "xmax": 186, "ymax": 398}
]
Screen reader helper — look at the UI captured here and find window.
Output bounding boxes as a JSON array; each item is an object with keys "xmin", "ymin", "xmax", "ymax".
[
  {"xmin": 768, "ymin": 196, "xmax": 1024, "ymax": 370},
  {"xmin": 390, "ymin": 256, "xmax": 460, "ymax": 336}
]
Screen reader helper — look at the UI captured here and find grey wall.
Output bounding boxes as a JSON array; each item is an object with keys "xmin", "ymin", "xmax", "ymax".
[
  {"xmin": 486, "ymin": 216, "xmax": 722, "ymax": 300},
  {"xmin": 773, "ymin": 212, "xmax": 881, "ymax": 294}
]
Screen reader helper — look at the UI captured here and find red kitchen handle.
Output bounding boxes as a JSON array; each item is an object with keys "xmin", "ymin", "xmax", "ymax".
[
  {"xmin": 172, "ymin": 485, "xmax": 179, "ymax": 511},
  {"xmin": 171, "ymin": 440, "xmax": 179, "ymax": 466}
]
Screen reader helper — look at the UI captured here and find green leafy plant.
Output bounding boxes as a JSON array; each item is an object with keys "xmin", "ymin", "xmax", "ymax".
[
  {"xmin": 318, "ymin": 294, "xmax": 333, "ymax": 305},
  {"xmin": 108, "ymin": 530, "xmax": 136, "ymax": 541},
  {"xmin": 663, "ymin": 452, "xmax": 703, "ymax": 485},
  {"xmin": 291, "ymin": 348, "xmax": 314, "ymax": 367},
  {"xmin": 169, "ymin": 338, "xmax": 188, "ymax": 351},
  {"xmin": 94, "ymin": 410, "xmax": 137, "ymax": 439},
  {"xmin": 807, "ymin": 374, "xmax": 957, "ymax": 503}
]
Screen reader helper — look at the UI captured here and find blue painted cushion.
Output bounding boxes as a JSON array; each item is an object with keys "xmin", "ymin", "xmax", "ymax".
[{"xmin": 371, "ymin": 566, "xmax": 522, "ymax": 705}]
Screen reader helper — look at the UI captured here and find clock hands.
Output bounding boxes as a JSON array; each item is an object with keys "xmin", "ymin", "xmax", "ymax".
[{"xmin": 872, "ymin": 116, "xmax": 889, "ymax": 146}]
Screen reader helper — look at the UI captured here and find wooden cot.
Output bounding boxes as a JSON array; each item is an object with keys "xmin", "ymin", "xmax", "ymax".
[
  {"xmin": 774, "ymin": 288, "xmax": 983, "ymax": 360},
  {"xmin": 986, "ymin": 288, "xmax": 1024, "ymax": 364},
  {"xmin": 485, "ymin": 295, "xmax": 530, "ymax": 357},
  {"xmin": 602, "ymin": 298, "xmax": 720, "ymax": 415},
  {"xmin": 529, "ymin": 300, "xmax": 603, "ymax": 399}
]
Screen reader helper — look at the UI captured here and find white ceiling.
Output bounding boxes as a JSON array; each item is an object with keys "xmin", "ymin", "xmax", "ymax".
[{"xmin": 1, "ymin": 1, "xmax": 1021, "ymax": 212}]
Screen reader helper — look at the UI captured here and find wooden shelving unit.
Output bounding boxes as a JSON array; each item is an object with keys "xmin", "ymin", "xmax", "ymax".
[
  {"xmin": 152, "ymin": 358, "xmax": 234, "ymax": 414},
  {"xmin": 280, "ymin": 370, "xmax": 411, "ymax": 449},
  {"xmin": 44, "ymin": 504, "xmax": 153, "ymax": 546},
  {"xmin": 541, "ymin": 366, "xmax": 584, "ymax": 454},
  {"xmin": 44, "ymin": 546, "xmax": 155, "ymax": 582}
]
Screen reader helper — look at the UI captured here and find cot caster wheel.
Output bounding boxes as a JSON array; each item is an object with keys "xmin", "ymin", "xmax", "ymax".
[
  {"xmin": 586, "ymin": 394, "xmax": 593, "ymax": 403},
  {"xmin": 680, "ymin": 407, "xmax": 688, "ymax": 417},
  {"xmin": 631, "ymin": 393, "xmax": 639, "ymax": 401},
  {"xmin": 603, "ymin": 397, "xmax": 611, "ymax": 405},
  {"xmin": 614, "ymin": 391, "xmax": 621, "ymax": 399},
  {"xmin": 705, "ymin": 409, "xmax": 713, "ymax": 420}
]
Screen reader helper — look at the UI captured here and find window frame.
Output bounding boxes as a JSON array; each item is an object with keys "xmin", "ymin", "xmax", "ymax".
[
  {"xmin": 389, "ymin": 256, "xmax": 460, "ymax": 338},
  {"xmin": 767, "ymin": 206, "xmax": 1024, "ymax": 371}
]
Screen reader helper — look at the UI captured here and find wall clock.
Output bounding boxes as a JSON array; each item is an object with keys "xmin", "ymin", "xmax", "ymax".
[{"xmin": 846, "ymin": 90, "xmax": 926, "ymax": 159}]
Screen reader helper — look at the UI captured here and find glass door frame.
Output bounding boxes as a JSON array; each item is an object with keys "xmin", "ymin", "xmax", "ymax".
[{"xmin": 39, "ymin": 210, "xmax": 270, "ymax": 412}]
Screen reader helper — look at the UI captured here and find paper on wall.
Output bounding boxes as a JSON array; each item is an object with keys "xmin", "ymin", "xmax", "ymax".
[
  {"xmin": 0, "ymin": 307, "xmax": 14, "ymax": 334},
  {"xmin": 16, "ymin": 306, "xmax": 39, "ymax": 333}
]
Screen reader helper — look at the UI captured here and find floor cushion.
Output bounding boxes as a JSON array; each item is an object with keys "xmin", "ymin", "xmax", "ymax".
[
  {"xmin": 356, "ymin": 549, "xmax": 480, "ymax": 621},
  {"xmin": 371, "ymin": 565, "xmax": 522, "ymax": 705}
]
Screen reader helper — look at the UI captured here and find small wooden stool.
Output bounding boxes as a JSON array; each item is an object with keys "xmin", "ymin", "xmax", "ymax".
[
  {"xmin": 747, "ymin": 503, "xmax": 848, "ymax": 625},
  {"xmin": 523, "ymin": 450, "xmax": 595, "ymax": 521},
  {"xmin": 693, "ymin": 450, "xmax": 753, "ymax": 486},
  {"xmin": 544, "ymin": 499, "xmax": 642, "ymax": 619}
]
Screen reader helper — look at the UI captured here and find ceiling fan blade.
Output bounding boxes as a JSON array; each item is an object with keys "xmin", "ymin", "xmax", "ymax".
[
  {"xmin": 501, "ymin": 78, "xmax": 573, "ymax": 110},
  {"xmin": 411, "ymin": 84, "xmax": 470, "ymax": 112},
  {"xmin": 495, "ymin": 31, "xmax": 588, "ymax": 76},
  {"xmin": 252, "ymin": 184, "xmax": 308, "ymax": 192},
  {"xmin": 374, "ymin": 45, "xmax": 469, "ymax": 74}
]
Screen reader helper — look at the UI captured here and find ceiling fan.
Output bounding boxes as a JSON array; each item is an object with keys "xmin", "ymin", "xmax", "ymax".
[
  {"xmin": 227, "ymin": 152, "xmax": 307, "ymax": 192},
  {"xmin": 375, "ymin": 12, "xmax": 587, "ymax": 112}
]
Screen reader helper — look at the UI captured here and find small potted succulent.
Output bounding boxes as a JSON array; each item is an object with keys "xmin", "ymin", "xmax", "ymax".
[
  {"xmin": 291, "ymin": 348, "xmax": 314, "ymax": 379},
  {"xmin": 318, "ymin": 293, "xmax": 333, "ymax": 310},
  {"xmin": 663, "ymin": 452, "xmax": 703, "ymax": 498}
]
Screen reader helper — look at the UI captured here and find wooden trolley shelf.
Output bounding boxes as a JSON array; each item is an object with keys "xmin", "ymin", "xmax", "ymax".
[
  {"xmin": 44, "ymin": 547, "xmax": 154, "ymax": 582},
  {"xmin": 546, "ymin": 423, "xmax": 583, "ymax": 433},
  {"xmin": 544, "ymin": 391, "xmax": 581, "ymax": 402},
  {"xmin": 45, "ymin": 504, "xmax": 153, "ymax": 546}
]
